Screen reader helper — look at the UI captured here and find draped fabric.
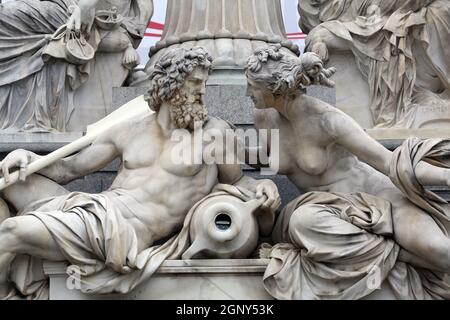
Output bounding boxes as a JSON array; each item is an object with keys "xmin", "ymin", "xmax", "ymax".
[
  {"xmin": 0, "ymin": 0, "xmax": 76, "ymax": 131},
  {"xmin": 389, "ymin": 138, "xmax": 450, "ymax": 235},
  {"xmin": 0, "ymin": 0, "xmax": 152, "ymax": 132},
  {"xmin": 301, "ymin": 0, "xmax": 450, "ymax": 128},
  {"xmin": 0, "ymin": 0, "xmax": 72, "ymax": 86},
  {"xmin": 265, "ymin": 192, "xmax": 400, "ymax": 300},
  {"xmin": 264, "ymin": 138, "xmax": 450, "ymax": 300},
  {"xmin": 6, "ymin": 184, "xmax": 256, "ymax": 299}
]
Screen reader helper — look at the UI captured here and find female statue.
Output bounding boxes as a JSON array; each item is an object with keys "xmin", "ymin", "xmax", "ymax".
[
  {"xmin": 245, "ymin": 45, "xmax": 450, "ymax": 299},
  {"xmin": 300, "ymin": 0, "xmax": 450, "ymax": 128}
]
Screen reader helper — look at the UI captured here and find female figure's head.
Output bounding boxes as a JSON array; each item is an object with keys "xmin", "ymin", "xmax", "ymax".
[{"xmin": 245, "ymin": 44, "xmax": 335, "ymax": 109}]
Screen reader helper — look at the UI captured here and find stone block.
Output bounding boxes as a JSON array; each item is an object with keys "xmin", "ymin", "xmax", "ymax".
[
  {"xmin": 114, "ymin": 85, "xmax": 255, "ymax": 125},
  {"xmin": 43, "ymin": 259, "xmax": 397, "ymax": 300},
  {"xmin": 44, "ymin": 260, "xmax": 273, "ymax": 300}
]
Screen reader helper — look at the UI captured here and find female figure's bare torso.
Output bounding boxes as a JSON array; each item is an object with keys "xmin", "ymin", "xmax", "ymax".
[
  {"xmin": 255, "ymin": 93, "xmax": 450, "ymax": 272},
  {"xmin": 256, "ymin": 95, "xmax": 395, "ymax": 197}
]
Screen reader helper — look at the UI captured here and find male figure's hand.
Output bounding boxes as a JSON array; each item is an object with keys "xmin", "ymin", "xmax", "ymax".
[{"xmin": 0, "ymin": 149, "xmax": 33, "ymax": 183}]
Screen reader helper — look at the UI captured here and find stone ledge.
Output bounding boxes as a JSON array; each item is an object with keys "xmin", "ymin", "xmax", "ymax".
[
  {"xmin": 43, "ymin": 259, "xmax": 270, "ymax": 275},
  {"xmin": 43, "ymin": 260, "xmax": 273, "ymax": 300},
  {"xmin": 42, "ymin": 259, "xmax": 397, "ymax": 300},
  {"xmin": 367, "ymin": 128, "xmax": 450, "ymax": 140},
  {"xmin": 0, "ymin": 132, "xmax": 83, "ymax": 153}
]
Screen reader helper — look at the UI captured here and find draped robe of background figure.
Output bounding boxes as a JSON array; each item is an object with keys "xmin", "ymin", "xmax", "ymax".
[
  {"xmin": 0, "ymin": 0, "xmax": 153, "ymax": 132},
  {"xmin": 300, "ymin": 0, "xmax": 450, "ymax": 128}
]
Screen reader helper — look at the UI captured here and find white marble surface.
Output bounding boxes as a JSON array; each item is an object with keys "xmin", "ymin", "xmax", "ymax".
[
  {"xmin": 44, "ymin": 260, "xmax": 274, "ymax": 300},
  {"xmin": 43, "ymin": 259, "xmax": 399, "ymax": 300}
]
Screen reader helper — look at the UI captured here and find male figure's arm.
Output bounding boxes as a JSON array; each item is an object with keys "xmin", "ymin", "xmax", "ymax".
[
  {"xmin": 1, "ymin": 127, "xmax": 120, "ymax": 185},
  {"xmin": 37, "ymin": 132, "xmax": 120, "ymax": 184}
]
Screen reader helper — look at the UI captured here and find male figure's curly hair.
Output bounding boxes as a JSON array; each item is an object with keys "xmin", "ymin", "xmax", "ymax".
[
  {"xmin": 145, "ymin": 47, "xmax": 213, "ymax": 111},
  {"xmin": 245, "ymin": 44, "xmax": 335, "ymax": 97}
]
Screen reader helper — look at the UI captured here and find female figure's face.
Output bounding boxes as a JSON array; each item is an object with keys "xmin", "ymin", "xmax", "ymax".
[{"xmin": 246, "ymin": 79, "xmax": 276, "ymax": 109}]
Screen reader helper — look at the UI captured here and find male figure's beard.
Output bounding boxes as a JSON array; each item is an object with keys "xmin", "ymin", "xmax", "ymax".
[{"xmin": 169, "ymin": 93, "xmax": 209, "ymax": 130}]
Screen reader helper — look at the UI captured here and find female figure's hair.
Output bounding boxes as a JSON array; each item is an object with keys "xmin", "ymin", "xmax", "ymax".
[
  {"xmin": 145, "ymin": 47, "xmax": 213, "ymax": 111},
  {"xmin": 245, "ymin": 44, "xmax": 335, "ymax": 98}
]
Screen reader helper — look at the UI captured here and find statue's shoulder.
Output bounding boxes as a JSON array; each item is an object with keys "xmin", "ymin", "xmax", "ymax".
[
  {"xmin": 126, "ymin": 113, "xmax": 156, "ymax": 129},
  {"xmin": 106, "ymin": 113, "xmax": 156, "ymax": 145},
  {"xmin": 301, "ymin": 94, "xmax": 338, "ymax": 117},
  {"xmin": 117, "ymin": 112, "xmax": 155, "ymax": 129}
]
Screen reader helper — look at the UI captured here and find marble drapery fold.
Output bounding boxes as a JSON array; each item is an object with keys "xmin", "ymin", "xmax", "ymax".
[
  {"xmin": 301, "ymin": 0, "xmax": 450, "ymax": 128},
  {"xmin": 0, "ymin": 0, "xmax": 75, "ymax": 132},
  {"xmin": 389, "ymin": 138, "xmax": 450, "ymax": 235},
  {"xmin": 0, "ymin": 0, "xmax": 152, "ymax": 132},
  {"xmin": 6, "ymin": 184, "xmax": 256, "ymax": 299},
  {"xmin": 263, "ymin": 138, "xmax": 450, "ymax": 300}
]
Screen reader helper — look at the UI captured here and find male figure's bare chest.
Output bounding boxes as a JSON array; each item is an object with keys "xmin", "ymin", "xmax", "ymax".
[{"xmin": 121, "ymin": 129, "xmax": 208, "ymax": 178}]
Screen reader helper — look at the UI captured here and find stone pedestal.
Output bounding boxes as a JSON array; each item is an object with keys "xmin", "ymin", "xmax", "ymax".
[
  {"xmin": 43, "ymin": 259, "xmax": 398, "ymax": 300},
  {"xmin": 44, "ymin": 260, "xmax": 273, "ymax": 300}
]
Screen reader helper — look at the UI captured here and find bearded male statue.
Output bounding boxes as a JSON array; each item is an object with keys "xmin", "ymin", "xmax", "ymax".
[{"xmin": 0, "ymin": 47, "xmax": 280, "ymax": 299}]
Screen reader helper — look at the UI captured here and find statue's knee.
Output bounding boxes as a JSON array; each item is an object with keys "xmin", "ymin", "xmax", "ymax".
[
  {"xmin": 0, "ymin": 218, "xmax": 18, "ymax": 234},
  {"xmin": 289, "ymin": 204, "xmax": 322, "ymax": 235},
  {"xmin": 0, "ymin": 218, "xmax": 20, "ymax": 248},
  {"xmin": 0, "ymin": 217, "xmax": 29, "ymax": 241}
]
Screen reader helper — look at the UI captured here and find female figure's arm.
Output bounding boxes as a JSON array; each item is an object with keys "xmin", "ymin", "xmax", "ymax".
[{"xmin": 330, "ymin": 109, "xmax": 450, "ymax": 187}]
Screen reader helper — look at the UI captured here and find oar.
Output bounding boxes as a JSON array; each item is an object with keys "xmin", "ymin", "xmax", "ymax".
[{"xmin": 0, "ymin": 95, "xmax": 152, "ymax": 191}]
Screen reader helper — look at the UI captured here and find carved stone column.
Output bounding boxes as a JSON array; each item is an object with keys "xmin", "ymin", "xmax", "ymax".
[{"xmin": 144, "ymin": 0, "xmax": 298, "ymax": 83}]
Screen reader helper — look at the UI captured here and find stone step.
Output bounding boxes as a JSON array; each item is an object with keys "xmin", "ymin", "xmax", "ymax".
[
  {"xmin": 43, "ymin": 260, "xmax": 273, "ymax": 300},
  {"xmin": 43, "ymin": 260, "xmax": 397, "ymax": 300}
]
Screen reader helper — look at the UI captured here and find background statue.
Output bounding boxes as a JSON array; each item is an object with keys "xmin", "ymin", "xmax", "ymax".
[
  {"xmin": 0, "ymin": 47, "xmax": 280, "ymax": 299},
  {"xmin": 0, "ymin": 0, "xmax": 153, "ymax": 132},
  {"xmin": 299, "ymin": 0, "xmax": 450, "ymax": 129},
  {"xmin": 245, "ymin": 45, "xmax": 450, "ymax": 299}
]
